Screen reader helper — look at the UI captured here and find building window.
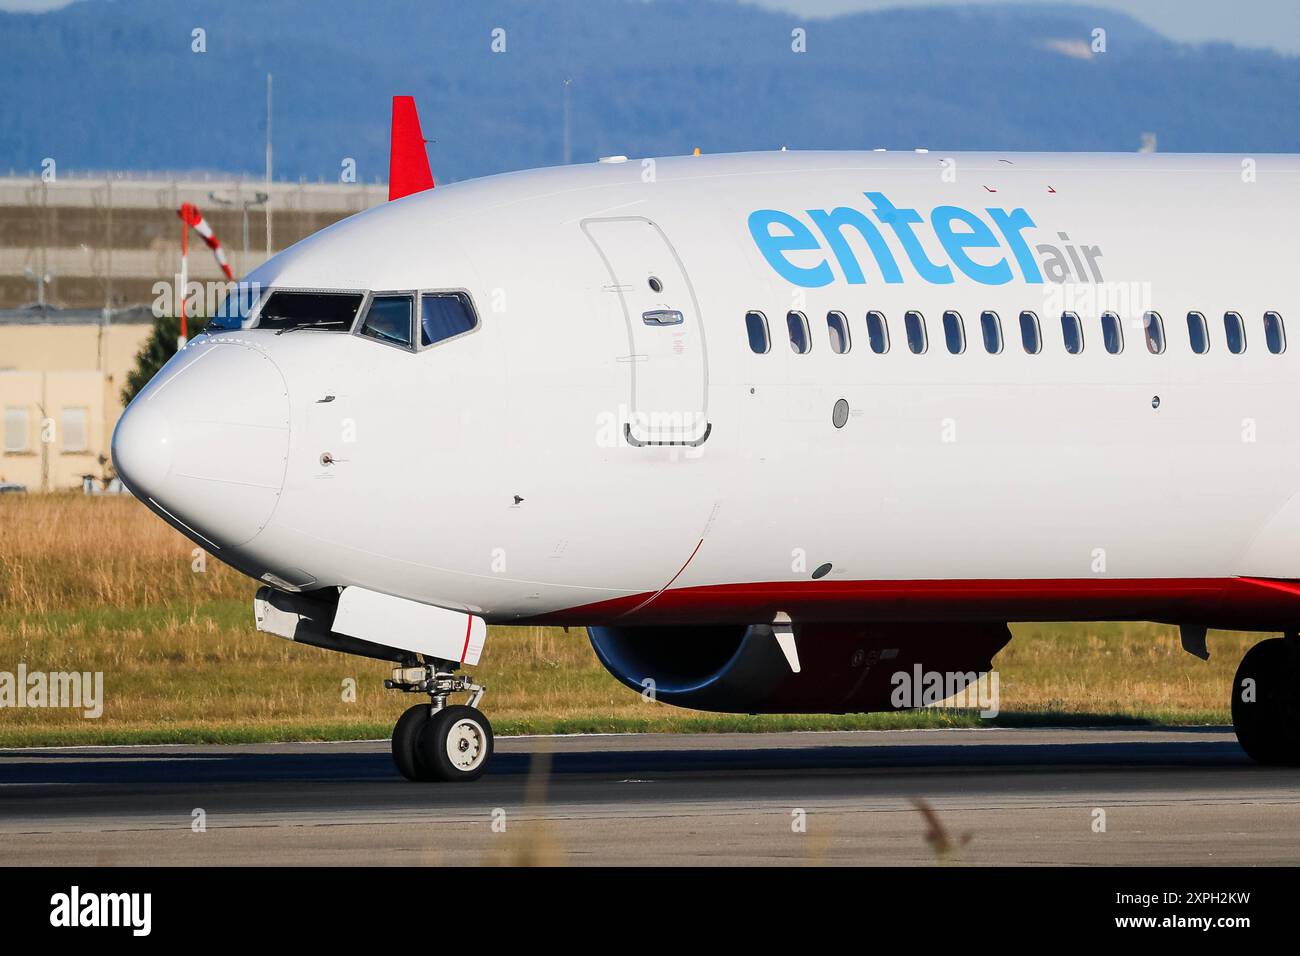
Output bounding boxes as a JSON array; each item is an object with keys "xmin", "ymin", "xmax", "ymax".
[
  {"xmin": 3, "ymin": 407, "xmax": 28, "ymax": 453},
  {"xmin": 1264, "ymin": 311, "xmax": 1286, "ymax": 354},
  {"xmin": 942, "ymin": 311, "xmax": 965, "ymax": 354},
  {"xmin": 1143, "ymin": 311, "xmax": 1166, "ymax": 355},
  {"xmin": 904, "ymin": 311, "xmax": 928, "ymax": 354},
  {"xmin": 1019, "ymin": 311, "xmax": 1041, "ymax": 354},
  {"xmin": 826, "ymin": 311, "xmax": 851, "ymax": 354},
  {"xmin": 1187, "ymin": 311, "xmax": 1209, "ymax": 354},
  {"xmin": 61, "ymin": 407, "xmax": 88, "ymax": 453},
  {"xmin": 1101, "ymin": 311, "xmax": 1124, "ymax": 354},
  {"xmin": 1061, "ymin": 312, "xmax": 1084, "ymax": 354},
  {"xmin": 745, "ymin": 311, "xmax": 770, "ymax": 354},
  {"xmin": 866, "ymin": 311, "xmax": 890, "ymax": 354},
  {"xmin": 1224, "ymin": 311, "xmax": 1247, "ymax": 354}
]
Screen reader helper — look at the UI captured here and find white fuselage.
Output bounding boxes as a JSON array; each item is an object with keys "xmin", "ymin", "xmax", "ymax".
[{"xmin": 113, "ymin": 151, "xmax": 1300, "ymax": 629}]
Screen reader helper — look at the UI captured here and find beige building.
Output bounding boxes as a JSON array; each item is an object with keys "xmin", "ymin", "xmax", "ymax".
[
  {"xmin": 0, "ymin": 307, "xmax": 153, "ymax": 491},
  {"xmin": 0, "ymin": 174, "xmax": 386, "ymax": 491}
]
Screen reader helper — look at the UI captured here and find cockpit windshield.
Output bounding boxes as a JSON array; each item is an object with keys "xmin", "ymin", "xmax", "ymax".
[
  {"xmin": 421, "ymin": 292, "xmax": 477, "ymax": 347},
  {"xmin": 255, "ymin": 291, "xmax": 365, "ymax": 332},
  {"xmin": 359, "ymin": 294, "xmax": 415, "ymax": 348},
  {"xmin": 208, "ymin": 281, "xmax": 264, "ymax": 331}
]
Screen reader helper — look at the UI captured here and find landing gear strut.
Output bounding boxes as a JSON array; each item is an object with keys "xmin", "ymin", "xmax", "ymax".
[
  {"xmin": 1232, "ymin": 633, "xmax": 1300, "ymax": 765},
  {"xmin": 387, "ymin": 661, "xmax": 493, "ymax": 782}
]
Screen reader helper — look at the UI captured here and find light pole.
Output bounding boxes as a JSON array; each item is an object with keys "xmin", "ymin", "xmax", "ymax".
[
  {"xmin": 562, "ymin": 78, "xmax": 572, "ymax": 166},
  {"xmin": 208, "ymin": 190, "xmax": 270, "ymax": 275},
  {"xmin": 265, "ymin": 72, "xmax": 273, "ymax": 257},
  {"xmin": 23, "ymin": 266, "xmax": 54, "ymax": 309}
]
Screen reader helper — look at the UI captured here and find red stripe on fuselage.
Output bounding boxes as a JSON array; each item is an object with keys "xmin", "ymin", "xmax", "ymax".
[
  {"xmin": 459, "ymin": 616, "xmax": 473, "ymax": 663},
  {"xmin": 517, "ymin": 576, "xmax": 1300, "ymax": 631},
  {"xmin": 617, "ymin": 537, "xmax": 705, "ymax": 619}
]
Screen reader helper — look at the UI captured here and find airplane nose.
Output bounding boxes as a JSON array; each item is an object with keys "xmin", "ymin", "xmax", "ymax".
[
  {"xmin": 112, "ymin": 341, "xmax": 290, "ymax": 550},
  {"xmin": 111, "ymin": 403, "xmax": 173, "ymax": 494}
]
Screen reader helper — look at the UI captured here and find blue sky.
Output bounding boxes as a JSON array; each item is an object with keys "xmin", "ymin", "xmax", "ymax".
[{"xmin": 5, "ymin": 0, "xmax": 1299, "ymax": 54}]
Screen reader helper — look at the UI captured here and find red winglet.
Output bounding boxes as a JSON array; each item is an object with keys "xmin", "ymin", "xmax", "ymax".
[{"xmin": 388, "ymin": 95, "xmax": 435, "ymax": 201}]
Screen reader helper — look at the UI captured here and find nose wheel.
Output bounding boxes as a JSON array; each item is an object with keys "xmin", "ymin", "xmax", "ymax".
[{"xmin": 388, "ymin": 664, "xmax": 493, "ymax": 782}]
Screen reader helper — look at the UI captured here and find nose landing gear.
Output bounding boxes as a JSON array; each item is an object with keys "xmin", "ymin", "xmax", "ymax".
[
  {"xmin": 1232, "ymin": 633, "xmax": 1300, "ymax": 765},
  {"xmin": 387, "ymin": 662, "xmax": 493, "ymax": 782}
]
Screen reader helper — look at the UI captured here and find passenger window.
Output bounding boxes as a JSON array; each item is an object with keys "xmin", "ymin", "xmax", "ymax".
[
  {"xmin": 942, "ymin": 311, "xmax": 965, "ymax": 354},
  {"xmin": 745, "ymin": 311, "xmax": 770, "ymax": 354},
  {"xmin": 904, "ymin": 311, "xmax": 928, "ymax": 354},
  {"xmin": 1264, "ymin": 311, "xmax": 1286, "ymax": 354},
  {"xmin": 787, "ymin": 311, "xmax": 811, "ymax": 354},
  {"xmin": 360, "ymin": 294, "xmax": 414, "ymax": 348},
  {"xmin": 1224, "ymin": 311, "xmax": 1247, "ymax": 354},
  {"xmin": 980, "ymin": 311, "xmax": 1003, "ymax": 354},
  {"xmin": 1186, "ymin": 311, "xmax": 1209, "ymax": 354},
  {"xmin": 1061, "ymin": 312, "xmax": 1084, "ymax": 354},
  {"xmin": 866, "ymin": 311, "xmax": 890, "ymax": 354},
  {"xmin": 826, "ymin": 311, "xmax": 851, "ymax": 354},
  {"xmin": 420, "ymin": 292, "xmax": 478, "ymax": 347},
  {"xmin": 1143, "ymin": 311, "xmax": 1165, "ymax": 354},
  {"xmin": 1101, "ymin": 311, "xmax": 1124, "ymax": 354},
  {"xmin": 1019, "ymin": 311, "xmax": 1041, "ymax": 354}
]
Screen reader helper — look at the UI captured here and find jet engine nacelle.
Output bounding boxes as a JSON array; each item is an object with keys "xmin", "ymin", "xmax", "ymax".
[{"xmin": 587, "ymin": 621, "xmax": 1012, "ymax": 713}]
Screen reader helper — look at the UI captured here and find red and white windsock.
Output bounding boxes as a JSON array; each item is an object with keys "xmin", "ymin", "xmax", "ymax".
[{"xmin": 177, "ymin": 202, "xmax": 234, "ymax": 280}]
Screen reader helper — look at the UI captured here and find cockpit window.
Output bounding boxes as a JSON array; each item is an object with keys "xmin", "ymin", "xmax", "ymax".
[
  {"xmin": 420, "ymin": 292, "xmax": 478, "ymax": 348},
  {"xmin": 208, "ymin": 281, "xmax": 263, "ymax": 331},
  {"xmin": 360, "ymin": 294, "xmax": 415, "ymax": 348},
  {"xmin": 256, "ymin": 291, "xmax": 365, "ymax": 332}
]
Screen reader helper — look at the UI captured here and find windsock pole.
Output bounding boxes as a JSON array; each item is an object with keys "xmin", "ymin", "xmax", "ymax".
[
  {"xmin": 179, "ymin": 213, "xmax": 189, "ymax": 348},
  {"xmin": 175, "ymin": 202, "xmax": 235, "ymax": 348}
]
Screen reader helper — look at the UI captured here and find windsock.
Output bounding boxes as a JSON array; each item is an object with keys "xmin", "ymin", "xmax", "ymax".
[{"xmin": 177, "ymin": 202, "xmax": 235, "ymax": 280}]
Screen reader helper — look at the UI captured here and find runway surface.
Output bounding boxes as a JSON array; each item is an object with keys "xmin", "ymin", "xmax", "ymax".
[{"xmin": 2, "ymin": 727, "xmax": 1299, "ymax": 865}]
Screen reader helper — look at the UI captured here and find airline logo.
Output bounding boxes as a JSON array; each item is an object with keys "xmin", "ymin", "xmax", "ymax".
[{"xmin": 748, "ymin": 192, "xmax": 1103, "ymax": 287}]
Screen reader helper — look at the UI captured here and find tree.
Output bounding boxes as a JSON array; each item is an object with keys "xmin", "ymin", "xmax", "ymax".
[{"xmin": 121, "ymin": 314, "xmax": 209, "ymax": 407}]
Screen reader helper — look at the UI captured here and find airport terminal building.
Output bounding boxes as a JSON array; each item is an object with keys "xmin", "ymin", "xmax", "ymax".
[
  {"xmin": 0, "ymin": 174, "xmax": 384, "ymax": 492},
  {"xmin": 0, "ymin": 304, "xmax": 153, "ymax": 492}
]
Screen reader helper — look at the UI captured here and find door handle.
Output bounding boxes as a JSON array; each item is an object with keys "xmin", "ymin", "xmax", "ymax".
[{"xmin": 642, "ymin": 309, "xmax": 683, "ymax": 326}]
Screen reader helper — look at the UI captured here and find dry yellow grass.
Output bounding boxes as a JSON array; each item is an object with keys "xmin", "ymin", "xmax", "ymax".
[
  {"xmin": 0, "ymin": 494, "xmax": 1259, "ymax": 745},
  {"xmin": 0, "ymin": 492, "xmax": 249, "ymax": 613}
]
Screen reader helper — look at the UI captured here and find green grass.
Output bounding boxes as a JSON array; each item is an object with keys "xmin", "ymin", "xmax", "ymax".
[
  {"xmin": 0, "ymin": 496, "xmax": 1259, "ymax": 748},
  {"xmin": 0, "ymin": 596, "xmax": 1247, "ymax": 748},
  {"xmin": 0, "ymin": 712, "xmax": 1203, "ymax": 749}
]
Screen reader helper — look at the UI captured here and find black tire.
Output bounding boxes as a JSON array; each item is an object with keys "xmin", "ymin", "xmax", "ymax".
[
  {"xmin": 1231, "ymin": 638, "xmax": 1300, "ymax": 765},
  {"xmin": 392, "ymin": 703, "xmax": 435, "ymax": 781},
  {"xmin": 417, "ymin": 705, "xmax": 494, "ymax": 782}
]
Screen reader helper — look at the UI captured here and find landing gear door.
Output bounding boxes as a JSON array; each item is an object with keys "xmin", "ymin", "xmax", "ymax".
[{"xmin": 583, "ymin": 217, "xmax": 710, "ymax": 446}]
